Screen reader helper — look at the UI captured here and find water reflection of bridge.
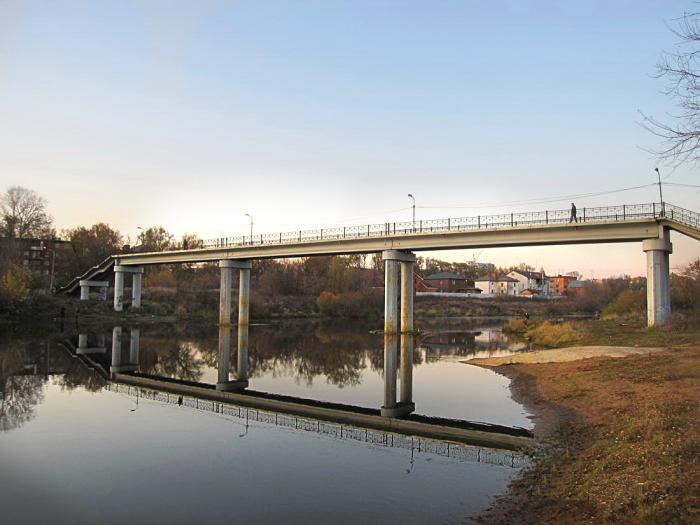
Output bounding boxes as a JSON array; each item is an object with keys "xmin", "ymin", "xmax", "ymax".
[
  {"xmin": 65, "ymin": 325, "xmax": 533, "ymax": 450},
  {"xmin": 106, "ymin": 382, "xmax": 528, "ymax": 469}
]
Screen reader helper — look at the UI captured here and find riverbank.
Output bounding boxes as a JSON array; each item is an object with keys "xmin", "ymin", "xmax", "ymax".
[
  {"xmin": 0, "ymin": 291, "xmax": 582, "ymax": 327},
  {"xmin": 472, "ymin": 327, "xmax": 699, "ymax": 523}
]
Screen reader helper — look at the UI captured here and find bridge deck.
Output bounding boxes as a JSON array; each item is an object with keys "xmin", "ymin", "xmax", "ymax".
[{"xmin": 114, "ymin": 202, "xmax": 699, "ymax": 265}]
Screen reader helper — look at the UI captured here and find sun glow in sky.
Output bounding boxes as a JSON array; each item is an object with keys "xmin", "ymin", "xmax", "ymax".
[{"xmin": 0, "ymin": 1, "xmax": 698, "ymax": 277}]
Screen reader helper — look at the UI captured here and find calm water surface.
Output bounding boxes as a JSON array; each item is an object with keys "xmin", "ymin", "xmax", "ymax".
[{"xmin": 0, "ymin": 319, "xmax": 532, "ymax": 524}]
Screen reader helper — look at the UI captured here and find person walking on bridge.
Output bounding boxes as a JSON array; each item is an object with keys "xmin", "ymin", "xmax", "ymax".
[{"xmin": 569, "ymin": 202, "xmax": 578, "ymax": 223}]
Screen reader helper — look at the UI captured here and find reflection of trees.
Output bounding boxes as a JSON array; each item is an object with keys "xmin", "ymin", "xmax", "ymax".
[
  {"xmin": 243, "ymin": 323, "xmax": 382, "ymax": 388},
  {"xmin": 1, "ymin": 375, "xmax": 45, "ymax": 431},
  {"xmin": 56, "ymin": 360, "xmax": 106, "ymax": 392},
  {"xmin": 0, "ymin": 338, "xmax": 47, "ymax": 432},
  {"xmin": 139, "ymin": 340, "xmax": 205, "ymax": 382}
]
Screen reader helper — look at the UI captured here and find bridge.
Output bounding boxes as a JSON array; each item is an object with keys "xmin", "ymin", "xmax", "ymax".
[{"xmin": 66, "ymin": 202, "xmax": 699, "ymax": 327}]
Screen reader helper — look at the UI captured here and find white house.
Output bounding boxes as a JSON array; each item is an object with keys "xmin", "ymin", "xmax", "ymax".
[
  {"xmin": 474, "ymin": 274, "xmax": 519, "ymax": 295},
  {"xmin": 507, "ymin": 270, "xmax": 552, "ymax": 296}
]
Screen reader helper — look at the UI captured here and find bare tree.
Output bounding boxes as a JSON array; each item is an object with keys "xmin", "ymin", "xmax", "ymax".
[
  {"xmin": 0, "ymin": 186, "xmax": 54, "ymax": 239},
  {"xmin": 642, "ymin": 11, "xmax": 700, "ymax": 166}
]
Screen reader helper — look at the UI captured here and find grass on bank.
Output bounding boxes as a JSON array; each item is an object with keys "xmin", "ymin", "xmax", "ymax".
[
  {"xmin": 504, "ymin": 316, "xmax": 700, "ymax": 349},
  {"xmin": 481, "ymin": 346, "xmax": 700, "ymax": 524}
]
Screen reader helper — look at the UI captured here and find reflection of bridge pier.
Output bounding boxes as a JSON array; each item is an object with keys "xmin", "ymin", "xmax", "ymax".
[
  {"xmin": 381, "ymin": 334, "xmax": 415, "ymax": 418},
  {"xmin": 76, "ymin": 333, "xmax": 107, "ymax": 355},
  {"xmin": 110, "ymin": 327, "xmax": 140, "ymax": 377},
  {"xmin": 216, "ymin": 325, "xmax": 249, "ymax": 391}
]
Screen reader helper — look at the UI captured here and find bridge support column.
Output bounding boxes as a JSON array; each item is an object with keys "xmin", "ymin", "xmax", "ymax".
[
  {"xmin": 80, "ymin": 284, "xmax": 89, "ymax": 300},
  {"xmin": 113, "ymin": 265, "xmax": 144, "ymax": 311},
  {"xmin": 132, "ymin": 273, "xmax": 143, "ymax": 308},
  {"xmin": 382, "ymin": 250, "xmax": 416, "ymax": 335},
  {"xmin": 114, "ymin": 272, "xmax": 124, "ymax": 311},
  {"xmin": 400, "ymin": 260, "xmax": 414, "ymax": 333},
  {"xmin": 643, "ymin": 229, "xmax": 673, "ymax": 327},
  {"xmin": 239, "ymin": 266, "xmax": 251, "ymax": 327},
  {"xmin": 219, "ymin": 260, "xmax": 252, "ymax": 326}
]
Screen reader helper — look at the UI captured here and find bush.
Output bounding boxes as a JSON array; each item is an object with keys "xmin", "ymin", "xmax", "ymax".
[
  {"xmin": 0, "ymin": 263, "xmax": 31, "ymax": 303},
  {"xmin": 503, "ymin": 318, "xmax": 529, "ymax": 334},
  {"xmin": 316, "ymin": 290, "xmax": 382, "ymax": 318},
  {"xmin": 602, "ymin": 290, "xmax": 646, "ymax": 319},
  {"xmin": 524, "ymin": 320, "xmax": 582, "ymax": 348}
]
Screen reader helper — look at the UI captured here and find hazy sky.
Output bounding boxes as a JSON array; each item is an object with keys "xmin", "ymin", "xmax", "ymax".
[{"xmin": 1, "ymin": 1, "xmax": 698, "ymax": 277}]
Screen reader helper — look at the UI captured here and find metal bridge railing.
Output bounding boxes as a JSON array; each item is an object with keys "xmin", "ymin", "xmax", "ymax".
[{"xmin": 178, "ymin": 202, "xmax": 697, "ymax": 251}]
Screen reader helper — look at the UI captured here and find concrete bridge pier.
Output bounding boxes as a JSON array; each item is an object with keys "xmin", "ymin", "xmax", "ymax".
[
  {"xmin": 382, "ymin": 250, "xmax": 416, "ymax": 334},
  {"xmin": 113, "ymin": 265, "xmax": 144, "ymax": 311},
  {"xmin": 216, "ymin": 324, "xmax": 249, "ymax": 391},
  {"xmin": 643, "ymin": 228, "xmax": 673, "ymax": 327},
  {"xmin": 79, "ymin": 280, "xmax": 108, "ymax": 301},
  {"xmin": 219, "ymin": 260, "xmax": 252, "ymax": 326}
]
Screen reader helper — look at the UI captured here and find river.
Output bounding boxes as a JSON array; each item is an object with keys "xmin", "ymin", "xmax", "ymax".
[{"xmin": 0, "ymin": 318, "xmax": 532, "ymax": 524}]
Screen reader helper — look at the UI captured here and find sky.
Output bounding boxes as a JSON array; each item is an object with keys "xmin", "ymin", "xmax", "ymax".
[{"xmin": 0, "ymin": 0, "xmax": 698, "ymax": 277}]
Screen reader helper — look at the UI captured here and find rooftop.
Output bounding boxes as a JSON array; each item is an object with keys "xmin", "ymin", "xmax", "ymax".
[
  {"xmin": 424, "ymin": 272, "xmax": 468, "ymax": 280},
  {"xmin": 475, "ymin": 274, "xmax": 519, "ymax": 282}
]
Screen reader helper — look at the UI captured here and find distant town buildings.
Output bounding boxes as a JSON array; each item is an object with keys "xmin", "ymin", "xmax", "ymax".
[
  {"xmin": 474, "ymin": 273, "xmax": 519, "ymax": 295},
  {"xmin": 422, "ymin": 271, "xmax": 474, "ymax": 293},
  {"xmin": 0, "ymin": 237, "xmax": 70, "ymax": 290},
  {"xmin": 415, "ymin": 266, "xmax": 583, "ymax": 298},
  {"xmin": 549, "ymin": 274, "xmax": 578, "ymax": 295},
  {"xmin": 507, "ymin": 270, "xmax": 552, "ymax": 296}
]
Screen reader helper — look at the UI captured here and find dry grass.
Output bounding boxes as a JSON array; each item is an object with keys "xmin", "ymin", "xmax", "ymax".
[
  {"xmin": 479, "ymin": 346, "xmax": 700, "ymax": 524},
  {"xmin": 524, "ymin": 320, "xmax": 584, "ymax": 348}
]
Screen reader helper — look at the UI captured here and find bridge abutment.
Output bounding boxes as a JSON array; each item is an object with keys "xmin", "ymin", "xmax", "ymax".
[
  {"xmin": 643, "ymin": 228, "xmax": 673, "ymax": 327},
  {"xmin": 79, "ymin": 280, "xmax": 108, "ymax": 300},
  {"xmin": 219, "ymin": 260, "xmax": 252, "ymax": 326}
]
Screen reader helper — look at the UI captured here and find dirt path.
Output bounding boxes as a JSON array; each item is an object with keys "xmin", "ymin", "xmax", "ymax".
[{"xmin": 464, "ymin": 345, "xmax": 664, "ymax": 366}]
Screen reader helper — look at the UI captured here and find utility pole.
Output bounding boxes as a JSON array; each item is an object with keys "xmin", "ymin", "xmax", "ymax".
[{"xmin": 407, "ymin": 194, "xmax": 415, "ymax": 231}]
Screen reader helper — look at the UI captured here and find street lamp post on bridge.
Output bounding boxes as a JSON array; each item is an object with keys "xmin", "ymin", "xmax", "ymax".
[{"xmin": 245, "ymin": 213, "xmax": 253, "ymax": 245}]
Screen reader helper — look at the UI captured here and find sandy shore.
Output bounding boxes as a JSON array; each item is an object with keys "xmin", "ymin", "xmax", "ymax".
[{"xmin": 463, "ymin": 345, "xmax": 665, "ymax": 366}]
